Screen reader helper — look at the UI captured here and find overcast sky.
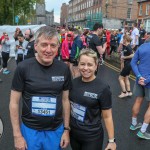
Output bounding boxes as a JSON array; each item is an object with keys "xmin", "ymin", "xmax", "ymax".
[{"xmin": 45, "ymin": 0, "xmax": 69, "ymax": 23}]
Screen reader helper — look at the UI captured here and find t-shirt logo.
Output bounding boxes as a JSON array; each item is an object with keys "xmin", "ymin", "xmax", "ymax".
[
  {"xmin": 83, "ymin": 91, "xmax": 98, "ymax": 99},
  {"xmin": 52, "ymin": 76, "xmax": 64, "ymax": 82}
]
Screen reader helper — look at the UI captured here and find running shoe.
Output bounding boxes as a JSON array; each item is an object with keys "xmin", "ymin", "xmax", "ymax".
[
  {"xmin": 128, "ymin": 92, "xmax": 132, "ymax": 96},
  {"xmin": 137, "ymin": 131, "xmax": 150, "ymax": 140},
  {"xmin": 3, "ymin": 70, "xmax": 10, "ymax": 75},
  {"xmin": 130, "ymin": 123, "xmax": 142, "ymax": 131},
  {"xmin": 118, "ymin": 92, "xmax": 128, "ymax": 98}
]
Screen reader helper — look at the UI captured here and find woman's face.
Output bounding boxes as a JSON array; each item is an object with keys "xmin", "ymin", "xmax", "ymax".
[{"xmin": 78, "ymin": 55, "xmax": 97, "ymax": 82}]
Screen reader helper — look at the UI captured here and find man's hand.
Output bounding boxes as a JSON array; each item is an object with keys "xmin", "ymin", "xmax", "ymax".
[
  {"xmin": 14, "ymin": 136, "xmax": 27, "ymax": 150},
  {"xmin": 138, "ymin": 77, "xmax": 146, "ymax": 86},
  {"xmin": 60, "ymin": 131, "xmax": 70, "ymax": 149},
  {"xmin": 105, "ymin": 142, "xmax": 116, "ymax": 150}
]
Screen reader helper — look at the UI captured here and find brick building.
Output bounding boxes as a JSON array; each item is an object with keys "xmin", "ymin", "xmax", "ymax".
[
  {"xmin": 65, "ymin": 0, "xmax": 138, "ymax": 28},
  {"xmin": 68, "ymin": 0, "xmax": 102, "ymax": 27},
  {"xmin": 137, "ymin": 0, "xmax": 150, "ymax": 32},
  {"xmin": 60, "ymin": 3, "xmax": 69, "ymax": 26},
  {"xmin": 102, "ymin": 0, "xmax": 138, "ymax": 20}
]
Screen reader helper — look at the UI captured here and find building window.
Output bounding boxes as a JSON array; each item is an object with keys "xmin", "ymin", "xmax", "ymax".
[
  {"xmin": 139, "ymin": 4, "xmax": 142, "ymax": 16},
  {"xmin": 128, "ymin": 0, "xmax": 133, "ymax": 4},
  {"xmin": 127, "ymin": 8, "xmax": 131, "ymax": 19},
  {"xmin": 146, "ymin": 4, "xmax": 150, "ymax": 15}
]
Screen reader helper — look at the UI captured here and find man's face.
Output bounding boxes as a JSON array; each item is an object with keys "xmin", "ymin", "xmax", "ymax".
[
  {"xmin": 98, "ymin": 28, "xmax": 103, "ymax": 36},
  {"xmin": 24, "ymin": 30, "xmax": 30, "ymax": 41},
  {"xmin": 34, "ymin": 35, "xmax": 59, "ymax": 66}
]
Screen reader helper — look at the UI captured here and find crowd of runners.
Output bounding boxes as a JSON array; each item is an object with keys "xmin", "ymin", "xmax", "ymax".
[{"xmin": 0, "ymin": 22, "xmax": 150, "ymax": 150}]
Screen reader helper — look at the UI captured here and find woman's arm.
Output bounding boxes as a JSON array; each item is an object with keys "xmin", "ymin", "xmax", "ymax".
[{"xmin": 102, "ymin": 109, "xmax": 116, "ymax": 150}]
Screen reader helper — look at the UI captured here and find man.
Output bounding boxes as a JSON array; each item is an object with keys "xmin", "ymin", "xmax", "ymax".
[
  {"xmin": 87, "ymin": 23, "xmax": 106, "ymax": 58},
  {"xmin": 139, "ymin": 24, "xmax": 146, "ymax": 46},
  {"xmin": 70, "ymin": 28, "xmax": 83, "ymax": 78},
  {"xmin": 130, "ymin": 36, "xmax": 150, "ymax": 140},
  {"xmin": 24, "ymin": 29, "xmax": 35, "ymax": 59},
  {"xmin": 130, "ymin": 22, "xmax": 139, "ymax": 52},
  {"xmin": 9, "ymin": 26, "xmax": 71, "ymax": 150}
]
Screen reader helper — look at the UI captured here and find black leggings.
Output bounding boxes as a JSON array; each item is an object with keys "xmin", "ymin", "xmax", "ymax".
[
  {"xmin": 70, "ymin": 135, "xmax": 103, "ymax": 150},
  {"xmin": 16, "ymin": 54, "xmax": 24, "ymax": 64},
  {"xmin": 2, "ymin": 51, "xmax": 9, "ymax": 68}
]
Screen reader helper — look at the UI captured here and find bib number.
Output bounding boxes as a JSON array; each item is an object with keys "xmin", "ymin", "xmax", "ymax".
[
  {"xmin": 71, "ymin": 101, "xmax": 86, "ymax": 122},
  {"xmin": 31, "ymin": 96, "xmax": 56, "ymax": 117}
]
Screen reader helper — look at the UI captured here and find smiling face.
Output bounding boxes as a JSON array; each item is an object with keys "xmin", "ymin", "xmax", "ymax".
[
  {"xmin": 78, "ymin": 55, "xmax": 98, "ymax": 82},
  {"xmin": 34, "ymin": 35, "xmax": 59, "ymax": 66}
]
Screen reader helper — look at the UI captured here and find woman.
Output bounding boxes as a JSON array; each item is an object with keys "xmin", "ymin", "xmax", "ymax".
[
  {"xmin": 118, "ymin": 35, "xmax": 134, "ymax": 98},
  {"xmin": 69, "ymin": 48, "xmax": 116, "ymax": 150},
  {"xmin": 1, "ymin": 33, "xmax": 11, "ymax": 74},
  {"xmin": 15, "ymin": 33, "xmax": 28, "ymax": 64}
]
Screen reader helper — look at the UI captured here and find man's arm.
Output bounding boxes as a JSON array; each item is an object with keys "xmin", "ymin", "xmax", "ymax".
[
  {"xmin": 123, "ymin": 53, "xmax": 134, "ymax": 59},
  {"xmin": 9, "ymin": 90, "xmax": 27, "ymax": 150},
  {"xmin": 130, "ymin": 49, "xmax": 141, "ymax": 77},
  {"xmin": 96, "ymin": 42, "xmax": 107, "ymax": 55},
  {"xmin": 60, "ymin": 90, "xmax": 70, "ymax": 149}
]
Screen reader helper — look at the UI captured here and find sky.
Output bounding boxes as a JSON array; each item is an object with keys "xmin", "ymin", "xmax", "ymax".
[{"xmin": 45, "ymin": 0, "xmax": 69, "ymax": 23}]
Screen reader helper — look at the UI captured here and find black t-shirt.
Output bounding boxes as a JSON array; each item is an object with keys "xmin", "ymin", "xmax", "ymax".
[
  {"xmin": 69, "ymin": 77, "xmax": 112, "ymax": 142},
  {"xmin": 87, "ymin": 34, "xmax": 102, "ymax": 57},
  {"xmin": 123, "ymin": 44, "xmax": 133, "ymax": 63},
  {"xmin": 25, "ymin": 40, "xmax": 35, "ymax": 59},
  {"xmin": 11, "ymin": 58, "xmax": 71, "ymax": 130},
  {"xmin": 139, "ymin": 29, "xmax": 146, "ymax": 39}
]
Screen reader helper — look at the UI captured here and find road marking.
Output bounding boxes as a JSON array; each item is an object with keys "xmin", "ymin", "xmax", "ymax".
[{"xmin": 104, "ymin": 61, "xmax": 136, "ymax": 81}]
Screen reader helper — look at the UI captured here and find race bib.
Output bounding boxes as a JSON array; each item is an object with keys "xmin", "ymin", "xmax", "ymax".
[
  {"xmin": 31, "ymin": 96, "xmax": 56, "ymax": 117},
  {"xmin": 71, "ymin": 101, "xmax": 86, "ymax": 122}
]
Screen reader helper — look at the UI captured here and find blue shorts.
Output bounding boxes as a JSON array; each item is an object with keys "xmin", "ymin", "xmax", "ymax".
[{"xmin": 21, "ymin": 123, "xmax": 64, "ymax": 150}]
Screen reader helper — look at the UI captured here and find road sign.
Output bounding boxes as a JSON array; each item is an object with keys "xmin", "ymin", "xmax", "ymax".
[{"xmin": 15, "ymin": 16, "xmax": 19, "ymax": 24}]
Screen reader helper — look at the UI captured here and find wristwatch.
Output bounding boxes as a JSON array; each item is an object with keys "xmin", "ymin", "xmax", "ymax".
[
  {"xmin": 108, "ymin": 138, "xmax": 116, "ymax": 143},
  {"xmin": 64, "ymin": 127, "xmax": 71, "ymax": 131}
]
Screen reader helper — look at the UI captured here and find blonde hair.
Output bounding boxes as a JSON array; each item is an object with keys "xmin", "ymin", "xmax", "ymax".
[
  {"xmin": 78, "ymin": 48, "xmax": 99, "ymax": 64},
  {"xmin": 123, "ymin": 34, "xmax": 132, "ymax": 43}
]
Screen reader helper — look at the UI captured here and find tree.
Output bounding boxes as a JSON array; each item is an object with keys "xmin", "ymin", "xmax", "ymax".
[{"xmin": 0, "ymin": 0, "xmax": 38, "ymax": 25}]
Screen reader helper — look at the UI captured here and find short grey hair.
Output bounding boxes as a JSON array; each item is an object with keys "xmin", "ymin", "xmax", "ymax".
[{"xmin": 34, "ymin": 26, "xmax": 60, "ymax": 44}]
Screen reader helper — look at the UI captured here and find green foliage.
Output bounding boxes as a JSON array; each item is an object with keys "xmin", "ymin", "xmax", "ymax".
[{"xmin": 0, "ymin": 0, "xmax": 38, "ymax": 25}]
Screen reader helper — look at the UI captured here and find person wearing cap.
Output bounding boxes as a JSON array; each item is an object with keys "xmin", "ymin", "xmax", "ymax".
[{"xmin": 61, "ymin": 32, "xmax": 73, "ymax": 65}]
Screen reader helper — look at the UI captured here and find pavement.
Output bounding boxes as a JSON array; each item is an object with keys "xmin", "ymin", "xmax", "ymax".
[{"xmin": 0, "ymin": 57, "xmax": 150, "ymax": 150}]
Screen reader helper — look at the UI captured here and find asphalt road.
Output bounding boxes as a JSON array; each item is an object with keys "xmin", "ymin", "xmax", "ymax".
[{"xmin": 0, "ymin": 58, "xmax": 149, "ymax": 150}]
